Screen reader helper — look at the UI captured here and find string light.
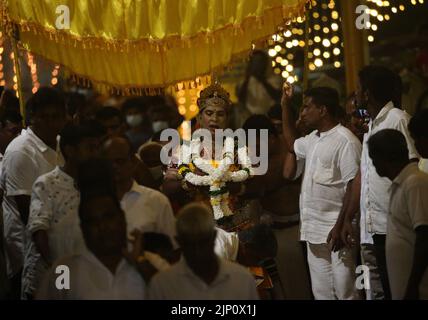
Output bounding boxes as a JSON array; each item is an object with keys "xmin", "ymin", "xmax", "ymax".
[
  {"xmin": 266, "ymin": 0, "xmax": 345, "ymax": 81},
  {"xmin": 314, "ymin": 58, "xmax": 323, "ymax": 67},
  {"xmin": 26, "ymin": 52, "xmax": 40, "ymax": 94},
  {"xmin": 10, "ymin": 52, "xmax": 19, "ymax": 97},
  {"xmin": 51, "ymin": 64, "xmax": 60, "ymax": 86}
]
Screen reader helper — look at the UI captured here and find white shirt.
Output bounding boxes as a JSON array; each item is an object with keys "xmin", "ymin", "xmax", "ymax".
[
  {"xmin": 419, "ymin": 158, "xmax": 428, "ymax": 174},
  {"xmin": 121, "ymin": 181, "xmax": 176, "ymax": 245},
  {"xmin": 22, "ymin": 167, "xmax": 85, "ymax": 295},
  {"xmin": 360, "ymin": 102, "xmax": 419, "ymax": 241},
  {"xmin": 214, "ymin": 227, "xmax": 239, "ymax": 261},
  {"xmin": 294, "ymin": 124, "xmax": 362, "ymax": 244},
  {"xmin": 386, "ymin": 163, "xmax": 428, "ymax": 299},
  {"xmin": 147, "ymin": 257, "xmax": 259, "ymax": 300},
  {"xmin": 36, "ymin": 250, "xmax": 145, "ymax": 300},
  {"xmin": 1, "ymin": 128, "xmax": 62, "ymax": 277}
]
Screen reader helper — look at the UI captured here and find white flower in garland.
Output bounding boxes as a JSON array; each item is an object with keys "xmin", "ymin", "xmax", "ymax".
[{"xmin": 178, "ymin": 136, "xmax": 253, "ymax": 220}]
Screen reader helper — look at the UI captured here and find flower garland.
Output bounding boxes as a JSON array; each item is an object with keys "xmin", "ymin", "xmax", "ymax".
[{"xmin": 178, "ymin": 136, "xmax": 253, "ymax": 220}]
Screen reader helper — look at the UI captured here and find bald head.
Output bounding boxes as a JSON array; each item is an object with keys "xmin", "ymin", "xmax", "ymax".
[
  {"xmin": 176, "ymin": 203, "xmax": 215, "ymax": 240},
  {"xmin": 176, "ymin": 203, "xmax": 217, "ymax": 266}
]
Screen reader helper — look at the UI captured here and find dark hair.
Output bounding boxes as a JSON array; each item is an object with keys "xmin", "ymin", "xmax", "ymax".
[
  {"xmin": 392, "ymin": 72, "xmax": 403, "ymax": 108},
  {"xmin": 27, "ymin": 87, "xmax": 65, "ymax": 116},
  {"xmin": 0, "ymin": 89, "xmax": 20, "ymax": 114},
  {"xmin": 238, "ymin": 224, "xmax": 277, "ymax": 259},
  {"xmin": 65, "ymin": 92, "xmax": 86, "ymax": 118},
  {"xmin": 368, "ymin": 129, "xmax": 409, "ymax": 163},
  {"xmin": 242, "ymin": 114, "xmax": 278, "ymax": 137},
  {"xmin": 59, "ymin": 122, "xmax": 105, "ymax": 160},
  {"xmin": 95, "ymin": 106, "xmax": 123, "ymax": 123},
  {"xmin": 143, "ymin": 232, "xmax": 173, "ymax": 253},
  {"xmin": 78, "ymin": 189, "xmax": 122, "ymax": 224},
  {"xmin": 0, "ymin": 110, "xmax": 22, "ymax": 127},
  {"xmin": 77, "ymin": 158, "xmax": 117, "ymax": 199},
  {"xmin": 336, "ymin": 106, "xmax": 347, "ymax": 124},
  {"xmin": 122, "ymin": 97, "xmax": 149, "ymax": 115},
  {"xmin": 358, "ymin": 66, "xmax": 397, "ymax": 106},
  {"xmin": 267, "ymin": 104, "xmax": 282, "ymax": 121},
  {"xmin": 304, "ymin": 86, "xmax": 340, "ymax": 118},
  {"xmin": 408, "ymin": 109, "xmax": 428, "ymax": 139}
]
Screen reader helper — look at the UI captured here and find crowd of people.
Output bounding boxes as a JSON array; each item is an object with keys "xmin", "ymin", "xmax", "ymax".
[{"xmin": 0, "ymin": 61, "xmax": 427, "ymax": 300}]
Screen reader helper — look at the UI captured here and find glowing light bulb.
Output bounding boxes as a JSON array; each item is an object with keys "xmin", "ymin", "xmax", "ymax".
[
  {"xmin": 268, "ymin": 49, "xmax": 277, "ymax": 57},
  {"xmin": 322, "ymin": 39, "xmax": 331, "ymax": 47},
  {"xmin": 314, "ymin": 58, "xmax": 323, "ymax": 67}
]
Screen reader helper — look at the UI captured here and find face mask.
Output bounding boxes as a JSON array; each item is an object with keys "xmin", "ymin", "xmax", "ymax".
[
  {"xmin": 152, "ymin": 121, "xmax": 169, "ymax": 133},
  {"xmin": 126, "ymin": 114, "xmax": 143, "ymax": 128},
  {"xmin": 148, "ymin": 165, "xmax": 163, "ymax": 180}
]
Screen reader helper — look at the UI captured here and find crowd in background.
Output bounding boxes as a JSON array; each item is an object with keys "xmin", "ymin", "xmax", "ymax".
[{"xmin": 0, "ymin": 51, "xmax": 427, "ymax": 300}]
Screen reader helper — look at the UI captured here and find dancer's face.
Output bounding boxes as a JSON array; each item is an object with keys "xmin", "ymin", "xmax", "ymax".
[{"xmin": 197, "ymin": 105, "xmax": 228, "ymax": 135}]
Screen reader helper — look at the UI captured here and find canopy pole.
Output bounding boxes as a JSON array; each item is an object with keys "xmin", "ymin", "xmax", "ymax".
[
  {"xmin": 10, "ymin": 25, "xmax": 25, "ymax": 125},
  {"xmin": 340, "ymin": 0, "xmax": 368, "ymax": 96}
]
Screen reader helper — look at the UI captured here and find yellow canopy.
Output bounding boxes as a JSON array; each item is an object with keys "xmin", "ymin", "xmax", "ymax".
[{"xmin": 1, "ymin": 0, "xmax": 307, "ymax": 93}]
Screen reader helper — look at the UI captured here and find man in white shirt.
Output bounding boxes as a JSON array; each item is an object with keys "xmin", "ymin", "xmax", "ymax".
[
  {"xmin": 282, "ymin": 85, "xmax": 361, "ymax": 300},
  {"xmin": 148, "ymin": 203, "xmax": 259, "ymax": 300},
  {"xmin": 102, "ymin": 136, "xmax": 176, "ymax": 244},
  {"xmin": 337, "ymin": 66, "xmax": 419, "ymax": 299},
  {"xmin": 368, "ymin": 129, "xmax": 428, "ymax": 299},
  {"xmin": 22, "ymin": 122, "xmax": 104, "ymax": 298},
  {"xmin": 36, "ymin": 189, "xmax": 145, "ymax": 299},
  {"xmin": 1, "ymin": 88, "xmax": 66, "ymax": 298},
  {"xmin": 0, "ymin": 109, "xmax": 22, "ymax": 299}
]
